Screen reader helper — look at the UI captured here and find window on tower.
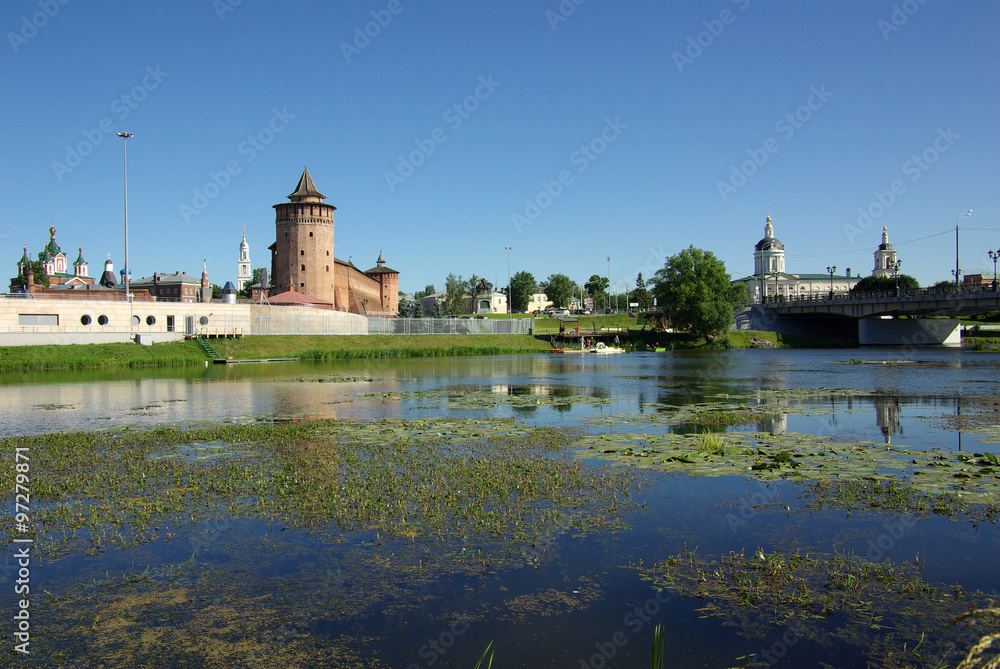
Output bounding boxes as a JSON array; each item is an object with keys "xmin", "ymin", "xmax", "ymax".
[{"xmin": 301, "ymin": 264, "xmax": 306, "ymax": 271}]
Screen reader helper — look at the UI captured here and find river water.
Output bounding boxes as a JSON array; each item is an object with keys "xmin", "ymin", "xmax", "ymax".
[{"xmin": 4, "ymin": 348, "xmax": 1000, "ymax": 667}]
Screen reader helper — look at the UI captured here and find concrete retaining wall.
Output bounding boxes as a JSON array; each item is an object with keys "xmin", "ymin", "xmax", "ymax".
[
  {"xmin": 0, "ymin": 296, "xmax": 368, "ymax": 346},
  {"xmin": 859, "ymin": 317, "xmax": 961, "ymax": 346}
]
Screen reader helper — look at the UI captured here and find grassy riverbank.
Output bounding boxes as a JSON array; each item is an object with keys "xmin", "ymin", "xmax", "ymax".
[
  {"xmin": 208, "ymin": 334, "xmax": 551, "ymax": 360},
  {"xmin": 0, "ymin": 334, "xmax": 551, "ymax": 372}
]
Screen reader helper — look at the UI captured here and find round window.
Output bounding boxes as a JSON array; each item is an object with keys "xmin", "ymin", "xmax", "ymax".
[
  {"xmin": 146, "ymin": 315, "xmax": 156, "ymax": 326},
  {"xmin": 199, "ymin": 316, "xmax": 209, "ymax": 325},
  {"xmin": 80, "ymin": 315, "xmax": 91, "ymax": 326},
  {"xmin": 97, "ymin": 315, "xmax": 108, "ymax": 325},
  {"xmin": 132, "ymin": 315, "xmax": 140, "ymax": 326}
]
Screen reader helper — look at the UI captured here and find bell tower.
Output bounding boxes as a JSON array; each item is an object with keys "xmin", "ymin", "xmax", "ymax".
[{"xmin": 237, "ymin": 226, "xmax": 252, "ymax": 290}]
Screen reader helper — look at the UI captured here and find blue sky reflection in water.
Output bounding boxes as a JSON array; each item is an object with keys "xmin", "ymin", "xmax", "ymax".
[{"xmin": 5, "ymin": 349, "xmax": 1000, "ymax": 666}]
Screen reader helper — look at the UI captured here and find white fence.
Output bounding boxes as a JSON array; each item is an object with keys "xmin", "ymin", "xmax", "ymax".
[{"xmin": 367, "ymin": 317, "xmax": 534, "ymax": 335}]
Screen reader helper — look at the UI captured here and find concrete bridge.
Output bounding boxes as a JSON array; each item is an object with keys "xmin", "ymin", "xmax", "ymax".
[{"xmin": 740, "ymin": 288, "xmax": 1000, "ymax": 345}]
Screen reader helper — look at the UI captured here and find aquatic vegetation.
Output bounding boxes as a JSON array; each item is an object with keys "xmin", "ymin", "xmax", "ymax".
[
  {"xmin": 1, "ymin": 419, "xmax": 638, "ymax": 666},
  {"xmin": 808, "ymin": 479, "xmax": 1000, "ymax": 523},
  {"xmin": 957, "ymin": 608, "xmax": 1000, "ymax": 668},
  {"xmin": 632, "ymin": 547, "xmax": 1000, "ymax": 666},
  {"xmin": 574, "ymin": 426, "xmax": 1000, "ymax": 504}
]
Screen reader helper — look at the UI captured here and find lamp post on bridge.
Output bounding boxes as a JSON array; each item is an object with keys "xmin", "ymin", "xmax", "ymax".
[
  {"xmin": 988, "ymin": 249, "xmax": 999, "ymax": 292},
  {"xmin": 956, "ymin": 209, "xmax": 973, "ymax": 290},
  {"xmin": 826, "ymin": 266, "xmax": 837, "ymax": 300},
  {"xmin": 892, "ymin": 259, "xmax": 902, "ymax": 297}
]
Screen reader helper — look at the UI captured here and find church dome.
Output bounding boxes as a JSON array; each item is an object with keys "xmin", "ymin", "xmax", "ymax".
[
  {"xmin": 755, "ymin": 236, "xmax": 784, "ymax": 252},
  {"xmin": 755, "ymin": 216, "xmax": 783, "ymax": 251}
]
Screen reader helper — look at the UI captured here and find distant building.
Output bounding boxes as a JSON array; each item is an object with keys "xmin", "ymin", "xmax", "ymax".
[
  {"xmin": 237, "ymin": 227, "xmax": 252, "ymax": 291},
  {"xmin": 419, "ymin": 290, "xmax": 508, "ymax": 316},
  {"xmin": 268, "ymin": 167, "xmax": 399, "ymax": 315},
  {"xmin": 130, "ymin": 271, "xmax": 203, "ymax": 303},
  {"xmin": 526, "ymin": 293, "xmax": 553, "ymax": 313},
  {"xmin": 733, "ymin": 215, "xmax": 862, "ymax": 301},
  {"xmin": 14, "ymin": 224, "xmax": 94, "ymax": 288},
  {"xmin": 471, "ymin": 291, "xmax": 507, "ymax": 314},
  {"xmin": 871, "ymin": 226, "xmax": 899, "ymax": 278}
]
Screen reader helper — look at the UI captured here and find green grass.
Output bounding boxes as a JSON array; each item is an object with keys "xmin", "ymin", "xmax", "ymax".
[
  {"xmin": 0, "ymin": 339, "xmax": 209, "ymax": 372},
  {"xmin": 0, "ymin": 334, "xmax": 552, "ymax": 372},
  {"xmin": 210, "ymin": 334, "xmax": 550, "ymax": 360}
]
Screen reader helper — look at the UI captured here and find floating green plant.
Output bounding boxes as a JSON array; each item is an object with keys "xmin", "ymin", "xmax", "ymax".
[{"xmin": 632, "ymin": 546, "xmax": 1000, "ymax": 667}]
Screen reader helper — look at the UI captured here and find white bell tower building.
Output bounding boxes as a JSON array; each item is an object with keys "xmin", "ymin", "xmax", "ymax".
[{"xmin": 237, "ymin": 226, "xmax": 252, "ymax": 291}]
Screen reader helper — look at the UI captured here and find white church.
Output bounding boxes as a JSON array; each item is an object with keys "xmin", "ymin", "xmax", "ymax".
[{"xmin": 732, "ymin": 216, "xmax": 899, "ymax": 302}]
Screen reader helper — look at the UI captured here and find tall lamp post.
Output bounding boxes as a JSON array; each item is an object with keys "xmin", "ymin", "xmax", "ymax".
[
  {"xmin": 956, "ymin": 209, "xmax": 973, "ymax": 290},
  {"xmin": 988, "ymin": 249, "xmax": 999, "ymax": 291},
  {"xmin": 504, "ymin": 246, "xmax": 512, "ymax": 320},
  {"xmin": 606, "ymin": 256, "xmax": 611, "ymax": 313},
  {"xmin": 892, "ymin": 259, "xmax": 902, "ymax": 296},
  {"xmin": 826, "ymin": 265, "xmax": 837, "ymax": 299},
  {"xmin": 117, "ymin": 132, "xmax": 133, "ymax": 333}
]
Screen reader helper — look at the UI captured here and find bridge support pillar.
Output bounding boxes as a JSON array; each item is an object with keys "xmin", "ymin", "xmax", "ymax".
[{"xmin": 858, "ymin": 318, "xmax": 961, "ymax": 346}]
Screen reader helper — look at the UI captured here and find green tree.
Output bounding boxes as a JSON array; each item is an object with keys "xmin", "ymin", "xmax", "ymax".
[
  {"xmin": 397, "ymin": 297, "xmax": 416, "ymax": 318},
  {"xmin": 649, "ymin": 246, "xmax": 743, "ymax": 340},
  {"xmin": 431, "ymin": 298, "xmax": 445, "ymax": 318},
  {"xmin": 211, "ymin": 284, "xmax": 222, "ymax": 299},
  {"xmin": 585, "ymin": 274, "xmax": 609, "ymax": 309},
  {"xmin": 509, "ymin": 271, "xmax": 535, "ymax": 312},
  {"xmin": 443, "ymin": 273, "xmax": 465, "ymax": 316},
  {"xmin": 11, "ymin": 260, "xmax": 49, "ymax": 290},
  {"xmin": 851, "ymin": 274, "xmax": 920, "ymax": 294},
  {"xmin": 632, "ymin": 272, "xmax": 653, "ymax": 310},
  {"xmin": 414, "ymin": 284, "xmax": 436, "ymax": 300},
  {"xmin": 543, "ymin": 273, "xmax": 574, "ymax": 308}
]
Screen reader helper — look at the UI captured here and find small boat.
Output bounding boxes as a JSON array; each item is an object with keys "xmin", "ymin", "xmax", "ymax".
[{"xmin": 590, "ymin": 342, "xmax": 624, "ymax": 353}]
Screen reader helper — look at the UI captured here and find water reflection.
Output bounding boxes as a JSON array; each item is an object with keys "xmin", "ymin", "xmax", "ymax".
[{"xmin": 3, "ymin": 350, "xmax": 999, "ymax": 451}]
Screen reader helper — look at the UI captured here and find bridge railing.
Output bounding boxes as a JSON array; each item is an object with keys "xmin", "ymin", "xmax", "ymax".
[{"xmin": 760, "ymin": 285, "xmax": 999, "ymax": 305}]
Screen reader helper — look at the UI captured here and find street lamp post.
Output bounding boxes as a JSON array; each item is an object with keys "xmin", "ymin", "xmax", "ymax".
[
  {"xmin": 117, "ymin": 132, "xmax": 133, "ymax": 333},
  {"xmin": 504, "ymin": 246, "xmax": 512, "ymax": 320},
  {"xmin": 989, "ymin": 249, "xmax": 1000, "ymax": 291},
  {"xmin": 956, "ymin": 210, "xmax": 973, "ymax": 290},
  {"xmin": 607, "ymin": 256, "xmax": 611, "ymax": 313},
  {"xmin": 892, "ymin": 259, "xmax": 902, "ymax": 296},
  {"xmin": 826, "ymin": 265, "xmax": 837, "ymax": 299}
]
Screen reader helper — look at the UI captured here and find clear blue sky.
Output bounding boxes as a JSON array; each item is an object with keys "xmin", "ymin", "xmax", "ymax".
[{"xmin": 3, "ymin": 1, "xmax": 998, "ymax": 294}]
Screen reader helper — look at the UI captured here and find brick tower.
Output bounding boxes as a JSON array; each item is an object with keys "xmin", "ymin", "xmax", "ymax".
[{"xmin": 272, "ymin": 167, "xmax": 336, "ymax": 303}]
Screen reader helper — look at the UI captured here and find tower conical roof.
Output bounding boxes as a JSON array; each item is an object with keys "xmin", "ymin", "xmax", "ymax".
[{"xmin": 288, "ymin": 167, "xmax": 325, "ymax": 202}]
